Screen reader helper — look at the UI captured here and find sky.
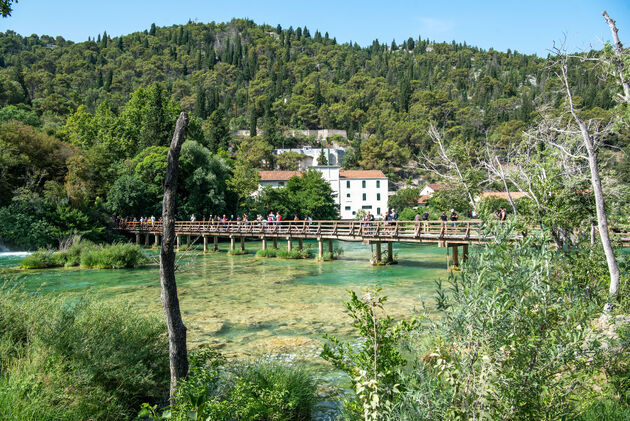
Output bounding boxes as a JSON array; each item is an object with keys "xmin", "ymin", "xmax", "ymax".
[{"xmin": 1, "ymin": 0, "xmax": 629, "ymax": 56}]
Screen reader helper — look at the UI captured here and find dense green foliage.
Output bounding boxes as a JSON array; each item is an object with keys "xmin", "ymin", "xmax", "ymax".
[
  {"xmin": 19, "ymin": 239, "xmax": 146, "ymax": 269},
  {"xmin": 0, "ymin": 288, "xmax": 169, "ymax": 420},
  {"xmin": 140, "ymin": 348, "xmax": 317, "ymax": 421},
  {"xmin": 322, "ymin": 224, "xmax": 630, "ymax": 420},
  {"xmin": 1, "ymin": 18, "xmax": 628, "ymax": 247}
]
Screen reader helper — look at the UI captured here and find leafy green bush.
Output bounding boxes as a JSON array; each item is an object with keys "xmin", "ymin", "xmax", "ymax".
[
  {"xmin": 276, "ymin": 248, "xmax": 313, "ymax": 259},
  {"xmin": 0, "ymin": 288, "xmax": 168, "ymax": 420},
  {"xmin": 19, "ymin": 250, "xmax": 60, "ymax": 269},
  {"xmin": 256, "ymin": 248, "xmax": 277, "ymax": 258},
  {"xmin": 141, "ymin": 347, "xmax": 317, "ymax": 421},
  {"xmin": 393, "ymin": 222, "xmax": 614, "ymax": 420},
  {"xmin": 80, "ymin": 243, "xmax": 146, "ymax": 268},
  {"xmin": 321, "ymin": 288, "xmax": 418, "ymax": 419}
]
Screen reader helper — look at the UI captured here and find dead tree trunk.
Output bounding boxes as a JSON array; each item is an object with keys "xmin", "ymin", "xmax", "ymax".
[
  {"xmin": 603, "ymin": 11, "xmax": 630, "ymax": 103},
  {"xmin": 559, "ymin": 60, "xmax": 620, "ymax": 310},
  {"xmin": 160, "ymin": 112, "xmax": 189, "ymax": 400}
]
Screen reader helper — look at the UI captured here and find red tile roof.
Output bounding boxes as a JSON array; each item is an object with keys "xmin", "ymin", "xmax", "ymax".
[
  {"xmin": 258, "ymin": 169, "xmax": 388, "ymax": 180},
  {"xmin": 425, "ymin": 183, "xmax": 447, "ymax": 191},
  {"xmin": 339, "ymin": 170, "xmax": 387, "ymax": 179},
  {"xmin": 478, "ymin": 191, "xmax": 528, "ymax": 200},
  {"xmin": 417, "ymin": 194, "xmax": 431, "ymax": 204},
  {"xmin": 258, "ymin": 171, "xmax": 302, "ymax": 181}
]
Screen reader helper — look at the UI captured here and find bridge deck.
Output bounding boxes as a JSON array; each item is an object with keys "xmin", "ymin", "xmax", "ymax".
[{"xmin": 119, "ymin": 220, "xmax": 630, "ymax": 246}]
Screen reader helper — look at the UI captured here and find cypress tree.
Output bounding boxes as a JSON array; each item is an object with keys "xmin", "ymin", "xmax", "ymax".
[
  {"xmin": 249, "ymin": 110, "xmax": 257, "ymax": 137},
  {"xmin": 149, "ymin": 23, "xmax": 157, "ymax": 36}
]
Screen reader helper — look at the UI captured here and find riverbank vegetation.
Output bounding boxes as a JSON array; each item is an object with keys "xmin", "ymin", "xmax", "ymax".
[
  {"xmin": 0, "ymin": 289, "xmax": 169, "ymax": 420},
  {"xmin": 140, "ymin": 348, "xmax": 316, "ymax": 421},
  {"xmin": 19, "ymin": 238, "xmax": 146, "ymax": 269},
  {"xmin": 322, "ymin": 222, "xmax": 630, "ymax": 420}
]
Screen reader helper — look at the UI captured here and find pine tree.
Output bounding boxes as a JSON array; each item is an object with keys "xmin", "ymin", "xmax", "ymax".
[
  {"xmin": 249, "ymin": 110, "xmax": 257, "ymax": 137},
  {"xmin": 149, "ymin": 23, "xmax": 156, "ymax": 36},
  {"xmin": 194, "ymin": 88, "xmax": 207, "ymax": 119}
]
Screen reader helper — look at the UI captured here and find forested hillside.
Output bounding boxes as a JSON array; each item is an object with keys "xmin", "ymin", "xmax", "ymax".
[{"xmin": 0, "ymin": 18, "xmax": 628, "ymax": 249}]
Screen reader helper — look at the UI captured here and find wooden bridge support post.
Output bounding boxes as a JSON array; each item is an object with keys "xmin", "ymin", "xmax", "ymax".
[
  {"xmin": 230, "ymin": 236, "xmax": 235, "ymax": 252},
  {"xmin": 240, "ymin": 236, "xmax": 245, "ymax": 252},
  {"xmin": 386, "ymin": 242, "xmax": 393, "ymax": 264},
  {"xmin": 176, "ymin": 235, "xmax": 181, "ymax": 251},
  {"xmin": 186, "ymin": 235, "xmax": 190, "ymax": 249},
  {"xmin": 213, "ymin": 235, "xmax": 218, "ymax": 252},
  {"xmin": 145, "ymin": 233, "xmax": 150, "ymax": 246},
  {"xmin": 262, "ymin": 237, "xmax": 267, "ymax": 250},
  {"xmin": 298, "ymin": 239, "xmax": 303, "ymax": 250},
  {"xmin": 374, "ymin": 242, "xmax": 382, "ymax": 264},
  {"xmin": 273, "ymin": 238, "xmax": 278, "ymax": 249},
  {"xmin": 155, "ymin": 233, "xmax": 160, "ymax": 247},
  {"xmin": 463, "ymin": 244, "xmax": 469, "ymax": 263},
  {"xmin": 203, "ymin": 236, "xmax": 208, "ymax": 253},
  {"xmin": 328, "ymin": 239, "xmax": 333, "ymax": 254},
  {"xmin": 287, "ymin": 238, "xmax": 293, "ymax": 251},
  {"xmin": 318, "ymin": 239, "xmax": 324, "ymax": 260},
  {"xmin": 452, "ymin": 245, "xmax": 459, "ymax": 268},
  {"xmin": 136, "ymin": 233, "xmax": 141, "ymax": 245}
]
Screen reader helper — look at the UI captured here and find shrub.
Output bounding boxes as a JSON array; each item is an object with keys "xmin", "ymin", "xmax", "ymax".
[
  {"xmin": 140, "ymin": 348, "xmax": 317, "ymax": 421},
  {"xmin": 321, "ymin": 288, "xmax": 418, "ymax": 419},
  {"xmin": 19, "ymin": 250, "xmax": 60, "ymax": 269},
  {"xmin": 256, "ymin": 248, "xmax": 277, "ymax": 258},
  {"xmin": 80, "ymin": 243, "xmax": 146, "ymax": 269},
  {"xmin": 0, "ymin": 288, "xmax": 168, "ymax": 420},
  {"xmin": 276, "ymin": 248, "xmax": 313, "ymax": 259},
  {"xmin": 393, "ymin": 222, "xmax": 611, "ymax": 420}
]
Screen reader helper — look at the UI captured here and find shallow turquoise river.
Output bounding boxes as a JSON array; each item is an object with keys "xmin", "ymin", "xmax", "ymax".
[{"xmin": 0, "ymin": 240, "xmax": 450, "ymax": 417}]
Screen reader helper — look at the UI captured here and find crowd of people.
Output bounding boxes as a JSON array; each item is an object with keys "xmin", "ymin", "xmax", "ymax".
[{"xmin": 116, "ymin": 206, "xmax": 509, "ymax": 230}]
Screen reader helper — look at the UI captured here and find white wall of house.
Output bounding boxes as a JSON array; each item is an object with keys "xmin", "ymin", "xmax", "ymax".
[
  {"xmin": 419, "ymin": 185, "xmax": 436, "ymax": 196},
  {"xmin": 258, "ymin": 167, "xmax": 388, "ymax": 219},
  {"xmin": 338, "ymin": 177, "xmax": 388, "ymax": 219}
]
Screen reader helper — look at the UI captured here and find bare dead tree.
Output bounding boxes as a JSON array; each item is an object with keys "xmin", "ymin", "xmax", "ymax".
[
  {"xmin": 160, "ymin": 112, "xmax": 189, "ymax": 400},
  {"xmin": 555, "ymin": 50, "xmax": 621, "ymax": 310},
  {"xmin": 481, "ymin": 141, "xmax": 519, "ymax": 214},
  {"xmin": 422, "ymin": 125, "xmax": 477, "ymax": 207},
  {"xmin": 603, "ymin": 11, "xmax": 630, "ymax": 104}
]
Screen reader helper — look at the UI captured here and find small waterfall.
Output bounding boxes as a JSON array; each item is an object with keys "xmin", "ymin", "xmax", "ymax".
[{"xmin": 0, "ymin": 242, "xmax": 8, "ymax": 252}]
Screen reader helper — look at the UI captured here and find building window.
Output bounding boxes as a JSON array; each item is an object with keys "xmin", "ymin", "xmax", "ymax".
[
  {"xmin": 346, "ymin": 193, "xmax": 350, "ymax": 198},
  {"xmin": 377, "ymin": 207, "xmax": 381, "ymax": 215},
  {"xmin": 377, "ymin": 180, "xmax": 380, "ymax": 188},
  {"xmin": 377, "ymin": 193, "xmax": 381, "ymax": 201},
  {"xmin": 362, "ymin": 205, "xmax": 372, "ymax": 210},
  {"xmin": 346, "ymin": 180, "xmax": 350, "ymax": 188},
  {"xmin": 278, "ymin": 182, "xmax": 284, "ymax": 186},
  {"xmin": 362, "ymin": 193, "xmax": 366, "ymax": 201},
  {"xmin": 345, "ymin": 206, "xmax": 351, "ymax": 210},
  {"xmin": 362, "ymin": 180, "xmax": 366, "ymax": 188},
  {"xmin": 352, "ymin": 211, "xmax": 356, "ymax": 215}
]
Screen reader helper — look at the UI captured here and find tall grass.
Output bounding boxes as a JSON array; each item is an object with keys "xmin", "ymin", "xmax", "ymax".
[
  {"xmin": 276, "ymin": 248, "xmax": 313, "ymax": 259},
  {"xmin": 256, "ymin": 249, "xmax": 277, "ymax": 258},
  {"xmin": 80, "ymin": 243, "xmax": 146, "ymax": 269},
  {"xmin": 20, "ymin": 241, "xmax": 146, "ymax": 269},
  {"xmin": 148, "ymin": 348, "xmax": 317, "ymax": 421},
  {"xmin": 0, "ymin": 287, "xmax": 169, "ymax": 420}
]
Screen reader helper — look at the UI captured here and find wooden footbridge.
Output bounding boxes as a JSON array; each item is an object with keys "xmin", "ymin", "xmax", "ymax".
[{"xmin": 119, "ymin": 220, "xmax": 630, "ymax": 267}]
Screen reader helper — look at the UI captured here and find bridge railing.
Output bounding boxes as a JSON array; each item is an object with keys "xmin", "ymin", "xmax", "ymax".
[
  {"xmin": 118, "ymin": 219, "xmax": 487, "ymax": 238},
  {"xmin": 116, "ymin": 219, "xmax": 629, "ymax": 245}
]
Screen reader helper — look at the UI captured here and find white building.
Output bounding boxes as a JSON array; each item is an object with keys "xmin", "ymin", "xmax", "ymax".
[
  {"xmin": 258, "ymin": 167, "xmax": 388, "ymax": 219},
  {"xmin": 274, "ymin": 147, "xmax": 346, "ymax": 168}
]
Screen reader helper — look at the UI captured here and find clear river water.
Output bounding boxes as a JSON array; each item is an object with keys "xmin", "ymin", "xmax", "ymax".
[{"xmin": 0, "ymin": 240, "xmax": 449, "ymax": 416}]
